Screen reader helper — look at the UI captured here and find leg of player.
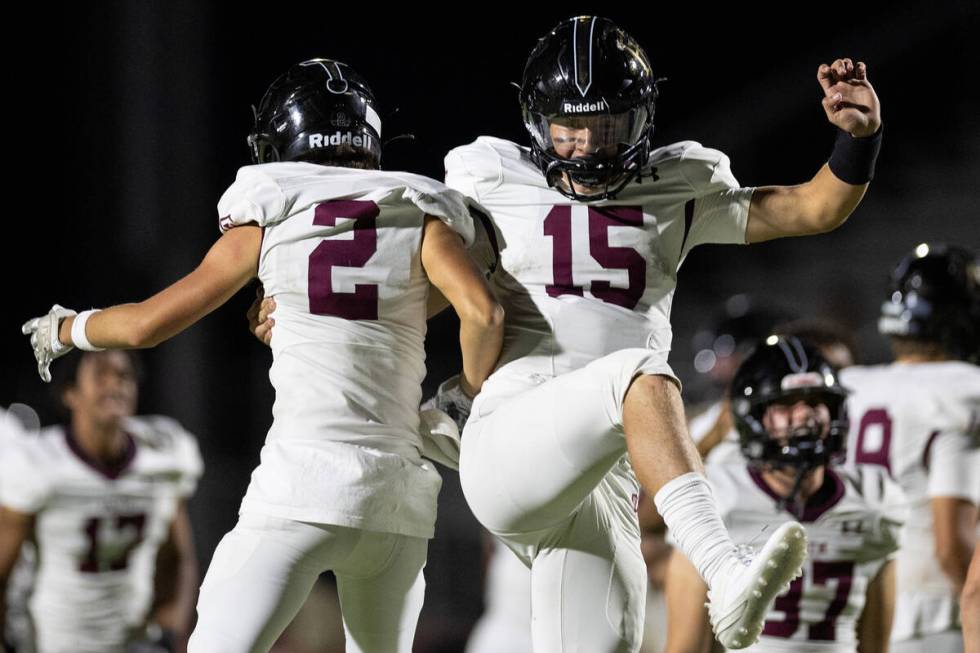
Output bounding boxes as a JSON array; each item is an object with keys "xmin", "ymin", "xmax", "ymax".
[
  {"xmin": 527, "ymin": 476, "xmax": 647, "ymax": 651},
  {"xmin": 188, "ymin": 515, "xmax": 327, "ymax": 652},
  {"xmin": 188, "ymin": 515, "xmax": 421, "ymax": 653},
  {"xmin": 624, "ymin": 374, "xmax": 807, "ymax": 650},
  {"xmin": 333, "ymin": 534, "xmax": 428, "ymax": 653},
  {"xmin": 460, "ymin": 348, "xmax": 805, "ymax": 650}
]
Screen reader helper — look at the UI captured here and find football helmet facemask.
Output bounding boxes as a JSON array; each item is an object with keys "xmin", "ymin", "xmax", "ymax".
[
  {"xmin": 520, "ymin": 16, "xmax": 658, "ymax": 201},
  {"xmin": 878, "ymin": 243, "xmax": 980, "ymax": 363},
  {"xmin": 247, "ymin": 59, "xmax": 382, "ymax": 167}
]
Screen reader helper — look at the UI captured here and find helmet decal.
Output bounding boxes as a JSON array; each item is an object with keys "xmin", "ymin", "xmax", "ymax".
[
  {"xmin": 247, "ymin": 58, "xmax": 383, "ymax": 166},
  {"xmin": 775, "ymin": 337, "xmax": 809, "ymax": 373},
  {"xmin": 300, "ymin": 59, "xmax": 349, "ymax": 94},
  {"xmin": 572, "ymin": 17, "xmax": 597, "ymax": 97}
]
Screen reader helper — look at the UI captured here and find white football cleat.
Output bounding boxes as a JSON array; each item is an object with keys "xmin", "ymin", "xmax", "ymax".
[{"xmin": 707, "ymin": 521, "xmax": 807, "ymax": 649}]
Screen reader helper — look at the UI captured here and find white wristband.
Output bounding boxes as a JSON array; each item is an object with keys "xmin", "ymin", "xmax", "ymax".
[{"xmin": 71, "ymin": 310, "xmax": 105, "ymax": 352}]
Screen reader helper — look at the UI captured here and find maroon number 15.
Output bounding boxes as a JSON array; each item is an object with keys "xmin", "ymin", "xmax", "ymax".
[{"xmin": 543, "ymin": 205, "xmax": 646, "ymax": 310}]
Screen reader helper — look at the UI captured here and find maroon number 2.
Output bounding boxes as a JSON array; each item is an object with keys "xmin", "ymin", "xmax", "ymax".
[
  {"xmin": 543, "ymin": 205, "xmax": 646, "ymax": 309},
  {"xmin": 308, "ymin": 200, "xmax": 380, "ymax": 320},
  {"xmin": 762, "ymin": 560, "xmax": 855, "ymax": 641}
]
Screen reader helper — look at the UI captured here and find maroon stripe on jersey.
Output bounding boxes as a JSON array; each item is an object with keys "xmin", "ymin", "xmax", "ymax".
[
  {"xmin": 747, "ymin": 467, "xmax": 845, "ymax": 522},
  {"xmin": 680, "ymin": 199, "xmax": 695, "ymax": 255},
  {"xmin": 921, "ymin": 430, "xmax": 941, "ymax": 472},
  {"xmin": 64, "ymin": 427, "xmax": 137, "ymax": 480}
]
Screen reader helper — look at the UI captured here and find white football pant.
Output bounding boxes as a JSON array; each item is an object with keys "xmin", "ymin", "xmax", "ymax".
[
  {"xmin": 460, "ymin": 348, "xmax": 676, "ymax": 652},
  {"xmin": 188, "ymin": 513, "xmax": 427, "ymax": 653}
]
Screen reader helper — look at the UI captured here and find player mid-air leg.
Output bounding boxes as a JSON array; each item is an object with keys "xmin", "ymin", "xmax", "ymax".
[{"xmin": 459, "ymin": 348, "xmax": 806, "ymax": 650}]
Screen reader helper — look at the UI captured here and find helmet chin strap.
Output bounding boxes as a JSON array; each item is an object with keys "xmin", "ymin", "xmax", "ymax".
[{"xmin": 777, "ymin": 458, "xmax": 817, "ymax": 519}]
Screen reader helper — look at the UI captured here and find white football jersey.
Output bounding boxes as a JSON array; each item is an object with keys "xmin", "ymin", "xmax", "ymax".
[
  {"xmin": 444, "ymin": 137, "xmax": 752, "ymax": 405},
  {"xmin": 709, "ymin": 463, "xmax": 904, "ymax": 652},
  {"xmin": 218, "ymin": 163, "xmax": 479, "ymax": 538},
  {"xmin": 840, "ymin": 362, "xmax": 980, "ymax": 640},
  {"xmin": 1, "ymin": 410, "xmax": 36, "ymax": 653},
  {"xmin": 0, "ymin": 417, "xmax": 202, "ymax": 653}
]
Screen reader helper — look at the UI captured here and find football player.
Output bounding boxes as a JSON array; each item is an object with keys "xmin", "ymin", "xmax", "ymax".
[
  {"xmin": 1, "ymin": 408, "xmax": 35, "ymax": 653},
  {"xmin": 21, "ymin": 59, "xmax": 503, "ymax": 653},
  {"xmin": 665, "ymin": 336, "xmax": 903, "ymax": 653},
  {"xmin": 439, "ymin": 15, "xmax": 881, "ymax": 652},
  {"xmin": 841, "ymin": 243, "xmax": 980, "ymax": 653},
  {"xmin": 696, "ymin": 319, "xmax": 860, "ymax": 467},
  {"xmin": 0, "ymin": 352, "xmax": 202, "ymax": 653}
]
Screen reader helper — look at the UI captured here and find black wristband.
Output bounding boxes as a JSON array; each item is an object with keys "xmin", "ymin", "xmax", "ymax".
[{"xmin": 828, "ymin": 125, "xmax": 882, "ymax": 185}]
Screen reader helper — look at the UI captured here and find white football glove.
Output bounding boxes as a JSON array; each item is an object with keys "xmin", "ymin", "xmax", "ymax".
[
  {"xmin": 21, "ymin": 304, "xmax": 76, "ymax": 383},
  {"xmin": 421, "ymin": 374, "xmax": 473, "ymax": 432}
]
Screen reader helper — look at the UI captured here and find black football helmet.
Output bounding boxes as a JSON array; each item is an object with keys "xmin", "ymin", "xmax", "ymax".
[
  {"xmin": 520, "ymin": 16, "xmax": 658, "ymax": 201},
  {"xmin": 731, "ymin": 336, "xmax": 848, "ymax": 506},
  {"xmin": 878, "ymin": 243, "xmax": 980, "ymax": 363},
  {"xmin": 247, "ymin": 59, "xmax": 382, "ymax": 167}
]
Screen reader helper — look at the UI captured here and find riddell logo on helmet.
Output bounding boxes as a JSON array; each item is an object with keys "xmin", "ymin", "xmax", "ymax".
[
  {"xmin": 562, "ymin": 99, "xmax": 607, "ymax": 113},
  {"xmin": 308, "ymin": 132, "xmax": 368, "ymax": 148}
]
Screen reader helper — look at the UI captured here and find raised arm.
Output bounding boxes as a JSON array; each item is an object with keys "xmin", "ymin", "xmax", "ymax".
[
  {"xmin": 24, "ymin": 226, "xmax": 261, "ymax": 381},
  {"xmin": 746, "ymin": 58, "xmax": 882, "ymax": 244},
  {"xmin": 420, "ymin": 215, "xmax": 504, "ymax": 396}
]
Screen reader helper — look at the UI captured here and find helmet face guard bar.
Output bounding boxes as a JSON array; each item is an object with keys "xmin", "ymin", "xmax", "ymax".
[{"xmin": 529, "ymin": 135, "xmax": 651, "ymax": 202}]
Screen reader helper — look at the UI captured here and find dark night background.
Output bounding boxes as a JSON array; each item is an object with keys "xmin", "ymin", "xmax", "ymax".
[{"xmin": 4, "ymin": 2, "xmax": 979, "ymax": 649}]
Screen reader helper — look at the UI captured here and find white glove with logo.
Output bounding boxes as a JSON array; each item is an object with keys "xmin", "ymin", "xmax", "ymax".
[
  {"xmin": 421, "ymin": 375, "xmax": 473, "ymax": 432},
  {"xmin": 21, "ymin": 304, "xmax": 76, "ymax": 382}
]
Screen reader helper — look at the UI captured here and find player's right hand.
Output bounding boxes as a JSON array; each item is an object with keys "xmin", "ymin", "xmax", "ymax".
[
  {"xmin": 817, "ymin": 58, "xmax": 881, "ymax": 137},
  {"xmin": 246, "ymin": 284, "xmax": 275, "ymax": 347},
  {"xmin": 21, "ymin": 304, "xmax": 76, "ymax": 383}
]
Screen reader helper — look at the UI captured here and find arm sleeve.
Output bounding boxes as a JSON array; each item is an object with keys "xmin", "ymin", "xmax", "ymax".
[
  {"xmin": 678, "ymin": 146, "xmax": 754, "ymax": 256},
  {"xmin": 217, "ymin": 166, "xmax": 287, "ymax": 232},
  {"xmin": 444, "ymin": 148, "xmax": 484, "ymax": 202},
  {"xmin": 927, "ymin": 429, "xmax": 980, "ymax": 503},
  {"xmin": 0, "ymin": 439, "xmax": 50, "ymax": 514}
]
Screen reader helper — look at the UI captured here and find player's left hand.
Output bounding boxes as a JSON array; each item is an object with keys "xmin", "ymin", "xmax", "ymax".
[
  {"xmin": 21, "ymin": 304, "xmax": 76, "ymax": 382},
  {"xmin": 817, "ymin": 58, "xmax": 881, "ymax": 137}
]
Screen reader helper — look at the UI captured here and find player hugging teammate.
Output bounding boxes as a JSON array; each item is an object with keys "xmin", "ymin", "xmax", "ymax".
[{"xmin": 14, "ymin": 12, "xmax": 978, "ymax": 653}]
